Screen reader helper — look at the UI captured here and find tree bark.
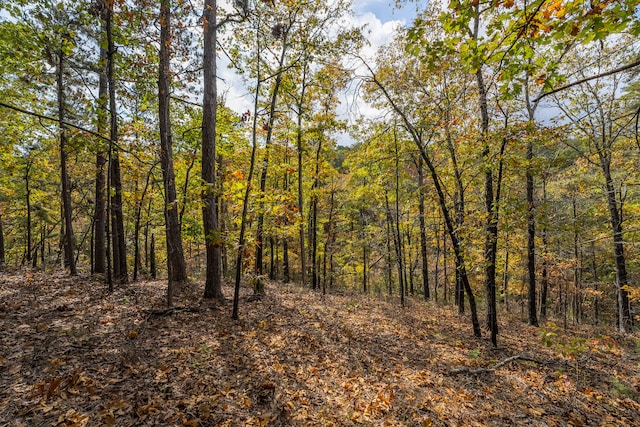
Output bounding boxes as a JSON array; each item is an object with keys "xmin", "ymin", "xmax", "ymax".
[
  {"xmin": 57, "ymin": 46, "xmax": 77, "ymax": 276},
  {"xmin": 591, "ymin": 242, "xmax": 599, "ymax": 326},
  {"xmin": 202, "ymin": 0, "xmax": 224, "ymax": 299},
  {"xmin": 233, "ymin": 21, "xmax": 263, "ymax": 319},
  {"xmin": 0, "ymin": 215, "xmax": 5, "ymax": 269},
  {"xmin": 296, "ymin": 63, "xmax": 308, "ymax": 288},
  {"xmin": 526, "ymin": 135, "xmax": 538, "ymax": 326},
  {"xmin": 150, "ymin": 233, "xmax": 157, "ymax": 279},
  {"xmin": 310, "ymin": 128, "xmax": 322, "ymax": 290},
  {"xmin": 105, "ymin": 6, "xmax": 128, "ymax": 284},
  {"xmin": 540, "ymin": 177, "xmax": 548, "ymax": 320},
  {"xmin": 476, "ymin": 67, "xmax": 498, "ymax": 347},
  {"xmin": 255, "ymin": 30, "xmax": 288, "ymax": 290},
  {"xmin": 133, "ymin": 165, "xmax": 154, "ymax": 281},
  {"xmin": 94, "ymin": 37, "xmax": 108, "ymax": 275},
  {"xmin": 159, "ymin": 0, "xmax": 188, "ymax": 285},
  {"xmin": 417, "ymin": 157, "xmax": 430, "ymax": 300},
  {"xmin": 394, "ymin": 138, "xmax": 405, "ymax": 307},
  {"xmin": 25, "ymin": 160, "xmax": 32, "ymax": 265},
  {"xmin": 601, "ymin": 160, "xmax": 632, "ymax": 332}
]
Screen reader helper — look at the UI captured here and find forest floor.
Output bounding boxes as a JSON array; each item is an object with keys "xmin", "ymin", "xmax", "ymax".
[{"xmin": 1, "ymin": 271, "xmax": 639, "ymax": 426}]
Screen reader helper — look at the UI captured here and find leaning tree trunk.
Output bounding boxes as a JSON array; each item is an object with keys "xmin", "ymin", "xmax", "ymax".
[
  {"xmin": 370, "ymin": 67, "xmax": 480, "ymax": 337},
  {"xmin": 202, "ymin": 0, "xmax": 224, "ymax": 299},
  {"xmin": 158, "ymin": 0, "xmax": 187, "ymax": 286},
  {"xmin": 57, "ymin": 47, "xmax": 77, "ymax": 276},
  {"xmin": 601, "ymin": 160, "xmax": 632, "ymax": 332}
]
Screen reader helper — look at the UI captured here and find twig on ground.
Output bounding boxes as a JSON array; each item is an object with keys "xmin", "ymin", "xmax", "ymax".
[{"xmin": 450, "ymin": 354, "xmax": 545, "ymax": 375}]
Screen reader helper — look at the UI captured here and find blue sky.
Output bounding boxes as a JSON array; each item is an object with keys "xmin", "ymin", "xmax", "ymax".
[{"xmin": 355, "ymin": 0, "xmax": 419, "ymax": 24}]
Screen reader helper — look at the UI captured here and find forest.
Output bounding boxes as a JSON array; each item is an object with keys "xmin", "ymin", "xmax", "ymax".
[{"xmin": 1, "ymin": 0, "xmax": 640, "ymax": 425}]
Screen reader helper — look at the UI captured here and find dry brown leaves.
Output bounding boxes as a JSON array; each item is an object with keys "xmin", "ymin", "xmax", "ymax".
[{"xmin": 0, "ymin": 271, "xmax": 639, "ymax": 426}]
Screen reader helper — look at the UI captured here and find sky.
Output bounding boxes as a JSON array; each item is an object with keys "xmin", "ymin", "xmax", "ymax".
[
  {"xmin": 218, "ymin": 1, "xmax": 419, "ymax": 146},
  {"xmin": 353, "ymin": 0, "xmax": 418, "ymax": 24}
]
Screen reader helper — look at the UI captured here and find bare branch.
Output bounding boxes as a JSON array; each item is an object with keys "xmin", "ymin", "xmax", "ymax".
[{"xmin": 534, "ymin": 57, "xmax": 640, "ymax": 102}]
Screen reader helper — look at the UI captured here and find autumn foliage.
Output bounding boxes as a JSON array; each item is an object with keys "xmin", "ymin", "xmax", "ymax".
[{"xmin": 1, "ymin": 272, "xmax": 639, "ymax": 426}]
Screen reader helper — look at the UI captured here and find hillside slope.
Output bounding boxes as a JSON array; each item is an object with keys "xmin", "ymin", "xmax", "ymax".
[{"xmin": 1, "ymin": 272, "xmax": 639, "ymax": 426}]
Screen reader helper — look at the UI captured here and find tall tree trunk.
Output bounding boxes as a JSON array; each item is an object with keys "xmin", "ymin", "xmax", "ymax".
[
  {"xmin": 179, "ymin": 150, "xmax": 197, "ymax": 227},
  {"xmin": 150, "ymin": 234, "xmax": 156, "ymax": 279},
  {"xmin": 159, "ymin": 0, "xmax": 187, "ymax": 286},
  {"xmin": 57, "ymin": 46, "xmax": 77, "ymax": 276},
  {"xmin": 133, "ymin": 165, "xmax": 154, "ymax": 281},
  {"xmin": 310, "ymin": 131, "xmax": 322, "ymax": 290},
  {"xmin": 93, "ymin": 133, "xmax": 107, "ymax": 276},
  {"xmin": 572, "ymin": 196, "xmax": 581, "ymax": 324},
  {"xmin": 133, "ymin": 178, "xmax": 141, "ymax": 281},
  {"xmin": 591, "ymin": 242, "xmax": 599, "ymax": 326},
  {"xmin": 385, "ymin": 190, "xmax": 404, "ymax": 306},
  {"xmin": 526, "ymin": 135, "xmax": 538, "ymax": 326},
  {"xmin": 434, "ymin": 222, "xmax": 440, "ymax": 303},
  {"xmin": 385, "ymin": 209, "xmax": 393, "ymax": 295},
  {"xmin": 283, "ymin": 239, "xmax": 290, "ymax": 282},
  {"xmin": 202, "ymin": 0, "xmax": 223, "ymax": 299},
  {"xmin": 25, "ymin": 161, "xmax": 32, "ymax": 264},
  {"xmin": 255, "ymin": 32, "xmax": 288, "ymax": 291},
  {"xmin": 296, "ymin": 62, "xmax": 309, "ymax": 288},
  {"xmin": 523, "ymin": 79, "xmax": 541, "ymax": 327},
  {"xmin": 233, "ymin": 22, "xmax": 263, "ymax": 319},
  {"xmin": 417, "ymin": 157, "xmax": 430, "ymax": 300},
  {"xmin": 94, "ymin": 19, "xmax": 108, "ymax": 276},
  {"xmin": 0, "ymin": 215, "xmax": 5, "ymax": 269},
  {"xmin": 362, "ymin": 243, "xmax": 368, "ymax": 293},
  {"xmin": 323, "ymin": 185, "xmax": 336, "ymax": 295},
  {"xmin": 106, "ymin": 6, "xmax": 127, "ymax": 284},
  {"xmin": 540, "ymin": 177, "xmax": 548, "ymax": 320},
  {"xmin": 394, "ymin": 138, "xmax": 404, "ymax": 307},
  {"xmin": 502, "ymin": 236, "xmax": 510, "ymax": 311},
  {"xmin": 476, "ymin": 67, "xmax": 497, "ymax": 347},
  {"xmin": 444, "ymin": 116, "xmax": 465, "ymax": 313}
]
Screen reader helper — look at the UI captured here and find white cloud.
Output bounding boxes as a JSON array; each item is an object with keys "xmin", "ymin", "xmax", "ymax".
[{"xmin": 216, "ymin": 3, "xmax": 409, "ymax": 145}]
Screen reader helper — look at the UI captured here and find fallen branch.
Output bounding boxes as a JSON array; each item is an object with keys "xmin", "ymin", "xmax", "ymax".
[
  {"xmin": 450, "ymin": 354, "xmax": 544, "ymax": 375},
  {"xmin": 146, "ymin": 306, "xmax": 200, "ymax": 317}
]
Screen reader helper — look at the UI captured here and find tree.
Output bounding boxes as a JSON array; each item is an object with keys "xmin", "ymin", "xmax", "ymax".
[
  {"xmin": 158, "ymin": 0, "xmax": 188, "ymax": 304},
  {"xmin": 201, "ymin": 0, "xmax": 224, "ymax": 300},
  {"xmin": 553, "ymin": 38, "xmax": 639, "ymax": 332}
]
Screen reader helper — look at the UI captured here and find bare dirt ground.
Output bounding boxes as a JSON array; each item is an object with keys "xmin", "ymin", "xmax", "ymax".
[{"xmin": 1, "ymin": 271, "xmax": 639, "ymax": 426}]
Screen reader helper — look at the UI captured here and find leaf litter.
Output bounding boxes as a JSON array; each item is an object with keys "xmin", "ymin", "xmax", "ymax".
[{"xmin": 0, "ymin": 271, "xmax": 639, "ymax": 426}]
